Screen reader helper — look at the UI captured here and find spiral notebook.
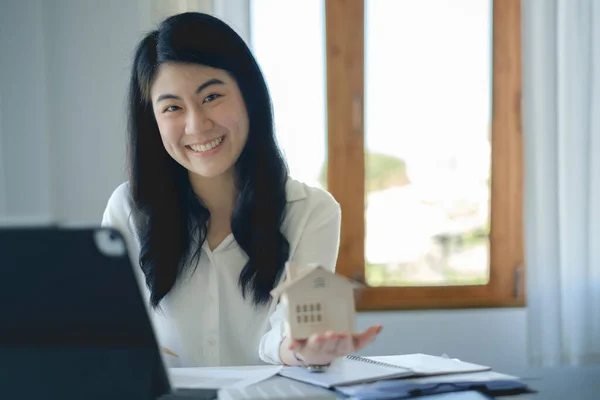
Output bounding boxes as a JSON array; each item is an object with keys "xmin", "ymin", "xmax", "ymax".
[
  {"xmin": 278, "ymin": 354, "xmax": 491, "ymax": 389},
  {"xmin": 278, "ymin": 355, "xmax": 413, "ymax": 388}
]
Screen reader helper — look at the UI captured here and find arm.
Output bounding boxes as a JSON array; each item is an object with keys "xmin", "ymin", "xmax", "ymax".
[
  {"xmin": 278, "ymin": 204, "xmax": 342, "ymax": 366},
  {"xmin": 258, "ymin": 194, "xmax": 342, "ymax": 365},
  {"xmin": 259, "ymin": 190, "xmax": 382, "ymax": 366}
]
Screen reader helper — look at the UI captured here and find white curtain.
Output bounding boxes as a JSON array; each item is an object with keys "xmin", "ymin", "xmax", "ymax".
[{"xmin": 523, "ymin": 0, "xmax": 600, "ymax": 367}]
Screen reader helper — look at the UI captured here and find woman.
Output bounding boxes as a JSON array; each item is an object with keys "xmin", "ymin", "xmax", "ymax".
[{"xmin": 101, "ymin": 12, "xmax": 381, "ymax": 368}]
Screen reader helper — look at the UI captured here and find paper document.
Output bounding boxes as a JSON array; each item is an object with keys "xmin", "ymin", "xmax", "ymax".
[
  {"xmin": 170, "ymin": 365, "xmax": 283, "ymax": 389},
  {"xmin": 334, "ymin": 371, "xmax": 526, "ymax": 400},
  {"xmin": 218, "ymin": 376, "xmax": 337, "ymax": 400},
  {"xmin": 413, "ymin": 392, "xmax": 492, "ymax": 400}
]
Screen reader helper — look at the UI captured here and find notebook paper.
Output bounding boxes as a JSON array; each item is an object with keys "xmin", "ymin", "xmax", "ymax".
[
  {"xmin": 365, "ymin": 353, "xmax": 491, "ymax": 376},
  {"xmin": 170, "ymin": 365, "xmax": 282, "ymax": 389}
]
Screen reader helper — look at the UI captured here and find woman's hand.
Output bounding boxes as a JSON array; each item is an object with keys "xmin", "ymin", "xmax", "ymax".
[{"xmin": 281, "ymin": 325, "xmax": 382, "ymax": 367}]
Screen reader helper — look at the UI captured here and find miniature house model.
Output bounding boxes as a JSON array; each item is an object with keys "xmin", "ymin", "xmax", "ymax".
[{"xmin": 270, "ymin": 262, "xmax": 363, "ymax": 340}]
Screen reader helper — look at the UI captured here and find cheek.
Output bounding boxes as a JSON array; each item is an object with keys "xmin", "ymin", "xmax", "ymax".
[
  {"xmin": 238, "ymin": 115, "xmax": 250, "ymax": 144},
  {"xmin": 156, "ymin": 120, "xmax": 182, "ymax": 146},
  {"xmin": 221, "ymin": 109, "xmax": 249, "ymax": 140}
]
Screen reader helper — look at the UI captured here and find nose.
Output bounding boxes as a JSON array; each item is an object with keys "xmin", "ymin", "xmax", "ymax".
[{"xmin": 185, "ymin": 105, "xmax": 213, "ymax": 135}]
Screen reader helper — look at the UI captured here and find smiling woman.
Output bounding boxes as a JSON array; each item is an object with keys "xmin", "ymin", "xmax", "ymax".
[
  {"xmin": 150, "ymin": 64, "xmax": 249, "ymax": 182},
  {"xmin": 100, "ymin": 12, "xmax": 381, "ymax": 369}
]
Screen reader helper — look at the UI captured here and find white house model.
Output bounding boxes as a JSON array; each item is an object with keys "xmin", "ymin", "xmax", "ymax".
[{"xmin": 270, "ymin": 262, "xmax": 363, "ymax": 340}]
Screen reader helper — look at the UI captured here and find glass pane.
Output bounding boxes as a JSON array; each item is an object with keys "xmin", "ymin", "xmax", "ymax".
[
  {"xmin": 250, "ymin": 0, "xmax": 327, "ymax": 189},
  {"xmin": 364, "ymin": 0, "xmax": 492, "ymax": 287}
]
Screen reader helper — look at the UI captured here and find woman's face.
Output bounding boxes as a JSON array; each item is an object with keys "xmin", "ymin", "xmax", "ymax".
[{"xmin": 150, "ymin": 62, "xmax": 249, "ymax": 180}]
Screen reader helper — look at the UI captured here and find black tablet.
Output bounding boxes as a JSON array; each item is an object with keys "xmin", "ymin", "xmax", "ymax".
[{"xmin": 0, "ymin": 226, "xmax": 174, "ymax": 400}]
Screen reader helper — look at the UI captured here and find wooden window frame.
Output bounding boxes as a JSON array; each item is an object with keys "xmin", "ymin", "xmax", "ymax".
[{"xmin": 325, "ymin": 0, "xmax": 524, "ymax": 310}]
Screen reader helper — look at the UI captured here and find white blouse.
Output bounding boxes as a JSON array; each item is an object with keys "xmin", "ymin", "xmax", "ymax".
[{"xmin": 101, "ymin": 178, "xmax": 341, "ymax": 367}]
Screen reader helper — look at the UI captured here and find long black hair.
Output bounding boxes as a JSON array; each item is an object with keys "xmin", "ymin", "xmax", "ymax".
[{"xmin": 127, "ymin": 12, "xmax": 289, "ymax": 308}]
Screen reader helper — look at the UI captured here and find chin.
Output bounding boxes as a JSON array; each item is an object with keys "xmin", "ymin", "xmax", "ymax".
[{"xmin": 190, "ymin": 165, "xmax": 233, "ymax": 180}]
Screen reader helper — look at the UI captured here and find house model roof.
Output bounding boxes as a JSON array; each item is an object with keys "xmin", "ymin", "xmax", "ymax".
[{"xmin": 270, "ymin": 263, "xmax": 364, "ymax": 299}]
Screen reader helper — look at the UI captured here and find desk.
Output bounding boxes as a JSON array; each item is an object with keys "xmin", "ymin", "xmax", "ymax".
[
  {"xmin": 220, "ymin": 364, "xmax": 600, "ymax": 400},
  {"xmin": 495, "ymin": 364, "xmax": 600, "ymax": 400},
  {"xmin": 197, "ymin": 364, "xmax": 600, "ymax": 400}
]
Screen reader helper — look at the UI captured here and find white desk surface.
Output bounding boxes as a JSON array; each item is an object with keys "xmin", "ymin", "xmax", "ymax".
[{"xmin": 212, "ymin": 364, "xmax": 600, "ymax": 400}]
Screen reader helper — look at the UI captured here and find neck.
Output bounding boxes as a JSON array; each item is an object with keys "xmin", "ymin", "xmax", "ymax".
[{"xmin": 189, "ymin": 171, "xmax": 237, "ymax": 218}]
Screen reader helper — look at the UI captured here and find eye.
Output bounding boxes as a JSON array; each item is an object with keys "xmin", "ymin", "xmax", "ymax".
[
  {"xmin": 163, "ymin": 105, "xmax": 181, "ymax": 113},
  {"xmin": 203, "ymin": 93, "xmax": 221, "ymax": 104}
]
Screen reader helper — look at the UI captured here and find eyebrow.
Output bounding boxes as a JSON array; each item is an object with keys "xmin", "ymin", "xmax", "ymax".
[{"xmin": 155, "ymin": 78, "xmax": 225, "ymax": 103}]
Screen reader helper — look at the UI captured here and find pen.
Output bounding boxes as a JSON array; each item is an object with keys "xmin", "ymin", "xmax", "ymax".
[{"xmin": 163, "ymin": 347, "xmax": 179, "ymax": 358}]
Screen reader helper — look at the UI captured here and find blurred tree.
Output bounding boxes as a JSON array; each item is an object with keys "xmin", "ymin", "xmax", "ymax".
[{"xmin": 319, "ymin": 152, "xmax": 409, "ymax": 193}]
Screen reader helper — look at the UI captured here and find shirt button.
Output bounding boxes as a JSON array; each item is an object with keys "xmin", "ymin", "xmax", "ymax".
[{"xmin": 208, "ymin": 339, "xmax": 216, "ymax": 346}]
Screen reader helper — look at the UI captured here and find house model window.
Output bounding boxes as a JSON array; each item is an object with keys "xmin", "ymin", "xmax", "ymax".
[{"xmin": 296, "ymin": 303, "xmax": 322, "ymax": 324}]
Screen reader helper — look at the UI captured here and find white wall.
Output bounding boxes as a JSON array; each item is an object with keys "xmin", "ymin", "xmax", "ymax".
[
  {"xmin": 355, "ymin": 309, "xmax": 527, "ymax": 372},
  {"xmin": 0, "ymin": 0, "xmax": 527, "ymax": 372},
  {"xmin": 0, "ymin": 0, "xmax": 214, "ymax": 224},
  {"xmin": 0, "ymin": 0, "xmax": 52, "ymax": 219}
]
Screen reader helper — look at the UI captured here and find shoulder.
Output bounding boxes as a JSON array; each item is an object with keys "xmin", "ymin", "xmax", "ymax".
[
  {"xmin": 101, "ymin": 182, "xmax": 136, "ymax": 235},
  {"xmin": 283, "ymin": 177, "xmax": 341, "ymax": 236},
  {"xmin": 282, "ymin": 178, "xmax": 342, "ymax": 272},
  {"xmin": 285, "ymin": 177, "xmax": 340, "ymax": 216},
  {"xmin": 102, "ymin": 182, "xmax": 132, "ymax": 219},
  {"xmin": 106, "ymin": 181, "xmax": 132, "ymax": 206}
]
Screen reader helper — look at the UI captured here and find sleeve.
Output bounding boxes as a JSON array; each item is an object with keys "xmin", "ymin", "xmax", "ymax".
[
  {"xmin": 258, "ymin": 192, "xmax": 342, "ymax": 364},
  {"xmin": 100, "ymin": 183, "xmax": 152, "ymax": 308},
  {"xmin": 101, "ymin": 183, "xmax": 129, "ymax": 229},
  {"xmin": 100, "ymin": 186, "xmax": 138, "ymax": 275}
]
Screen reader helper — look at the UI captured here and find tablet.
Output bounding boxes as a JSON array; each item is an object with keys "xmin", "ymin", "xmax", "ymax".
[{"xmin": 0, "ymin": 226, "xmax": 176, "ymax": 400}]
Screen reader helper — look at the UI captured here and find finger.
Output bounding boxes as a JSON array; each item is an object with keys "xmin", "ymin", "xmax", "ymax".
[
  {"xmin": 352, "ymin": 335, "xmax": 372, "ymax": 350},
  {"xmin": 365, "ymin": 325, "xmax": 383, "ymax": 336},
  {"xmin": 353, "ymin": 325, "xmax": 383, "ymax": 350},
  {"xmin": 289, "ymin": 338, "xmax": 307, "ymax": 351},
  {"xmin": 321, "ymin": 331, "xmax": 339, "ymax": 353},
  {"xmin": 322, "ymin": 337, "xmax": 341, "ymax": 353},
  {"xmin": 351, "ymin": 325, "xmax": 381, "ymax": 343},
  {"xmin": 360, "ymin": 325, "xmax": 383, "ymax": 340},
  {"xmin": 353, "ymin": 331, "xmax": 377, "ymax": 350},
  {"xmin": 354, "ymin": 332, "xmax": 376, "ymax": 349},
  {"xmin": 307, "ymin": 333, "xmax": 325, "ymax": 352},
  {"xmin": 335, "ymin": 335, "xmax": 354, "ymax": 356}
]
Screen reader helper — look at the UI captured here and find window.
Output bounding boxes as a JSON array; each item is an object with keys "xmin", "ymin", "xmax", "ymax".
[
  {"xmin": 250, "ymin": 0, "xmax": 327, "ymax": 189},
  {"xmin": 296, "ymin": 302, "xmax": 323, "ymax": 324},
  {"xmin": 313, "ymin": 277, "xmax": 326, "ymax": 288},
  {"xmin": 363, "ymin": 0, "xmax": 492, "ymax": 288},
  {"xmin": 251, "ymin": 0, "xmax": 523, "ymax": 310}
]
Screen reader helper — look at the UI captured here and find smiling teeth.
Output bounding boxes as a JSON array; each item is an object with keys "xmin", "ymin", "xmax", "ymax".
[{"xmin": 188, "ymin": 136, "xmax": 224, "ymax": 152}]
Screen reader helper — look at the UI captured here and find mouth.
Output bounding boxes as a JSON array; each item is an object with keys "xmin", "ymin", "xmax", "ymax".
[{"xmin": 185, "ymin": 136, "xmax": 225, "ymax": 153}]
